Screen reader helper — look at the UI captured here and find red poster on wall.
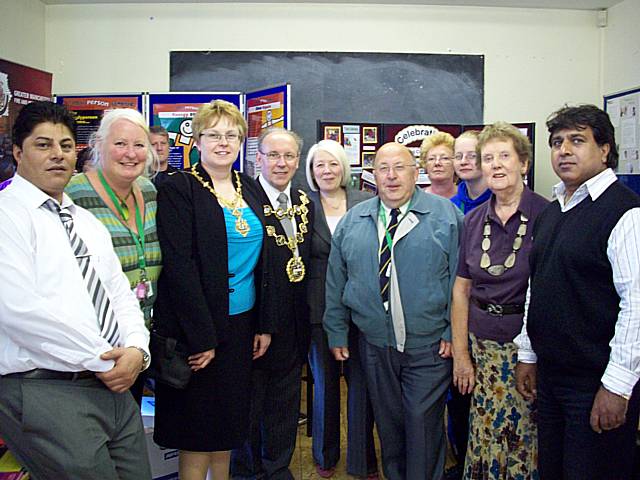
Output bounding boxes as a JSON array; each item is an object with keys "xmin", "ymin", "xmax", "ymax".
[{"xmin": 0, "ymin": 58, "xmax": 53, "ymax": 180}]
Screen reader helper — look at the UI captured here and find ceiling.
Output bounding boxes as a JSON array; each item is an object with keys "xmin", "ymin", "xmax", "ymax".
[{"xmin": 39, "ymin": 0, "xmax": 624, "ymax": 11}]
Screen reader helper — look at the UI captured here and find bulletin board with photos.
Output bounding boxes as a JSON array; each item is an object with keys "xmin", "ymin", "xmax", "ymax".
[
  {"xmin": 604, "ymin": 86, "xmax": 640, "ymax": 194},
  {"xmin": 318, "ymin": 120, "xmax": 535, "ymax": 192}
]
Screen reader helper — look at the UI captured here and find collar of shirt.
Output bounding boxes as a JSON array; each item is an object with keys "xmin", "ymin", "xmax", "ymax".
[
  {"xmin": 379, "ymin": 198, "xmax": 411, "ymax": 228},
  {"xmin": 258, "ymin": 174, "xmax": 292, "ymax": 210},
  {"xmin": 486, "ymin": 184, "xmax": 536, "ymax": 224},
  {"xmin": 9, "ymin": 174, "xmax": 77, "ymax": 214},
  {"xmin": 552, "ymin": 168, "xmax": 616, "ymax": 212}
]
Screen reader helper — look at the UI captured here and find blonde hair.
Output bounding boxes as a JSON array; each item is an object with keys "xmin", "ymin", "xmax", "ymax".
[
  {"xmin": 419, "ymin": 131, "xmax": 455, "ymax": 169},
  {"xmin": 90, "ymin": 108, "xmax": 156, "ymax": 177},
  {"xmin": 192, "ymin": 99, "xmax": 247, "ymax": 140},
  {"xmin": 305, "ymin": 140, "xmax": 351, "ymax": 192},
  {"xmin": 477, "ymin": 121, "xmax": 531, "ymax": 167}
]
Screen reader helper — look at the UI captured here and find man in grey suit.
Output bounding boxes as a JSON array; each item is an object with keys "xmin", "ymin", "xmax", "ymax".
[{"xmin": 324, "ymin": 142, "xmax": 463, "ymax": 480}]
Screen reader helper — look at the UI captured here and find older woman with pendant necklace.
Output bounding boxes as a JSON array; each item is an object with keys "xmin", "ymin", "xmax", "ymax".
[
  {"xmin": 65, "ymin": 108, "xmax": 162, "ymax": 404},
  {"xmin": 152, "ymin": 100, "xmax": 273, "ymax": 480},
  {"xmin": 451, "ymin": 122, "xmax": 548, "ymax": 479}
]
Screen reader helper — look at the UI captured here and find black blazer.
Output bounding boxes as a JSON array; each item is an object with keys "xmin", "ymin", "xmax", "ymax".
[
  {"xmin": 252, "ymin": 182, "xmax": 314, "ymax": 371},
  {"xmin": 153, "ymin": 164, "xmax": 275, "ymax": 355},
  {"xmin": 307, "ymin": 188, "xmax": 373, "ymax": 325}
]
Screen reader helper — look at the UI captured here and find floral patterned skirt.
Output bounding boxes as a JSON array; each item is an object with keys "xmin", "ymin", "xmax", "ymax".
[{"xmin": 463, "ymin": 334, "xmax": 538, "ymax": 480}]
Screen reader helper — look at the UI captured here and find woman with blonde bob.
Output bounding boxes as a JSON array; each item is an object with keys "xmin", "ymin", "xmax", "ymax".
[
  {"xmin": 305, "ymin": 140, "xmax": 379, "ymax": 479},
  {"xmin": 420, "ymin": 131, "xmax": 457, "ymax": 198},
  {"xmin": 152, "ymin": 100, "xmax": 273, "ymax": 480},
  {"xmin": 451, "ymin": 122, "xmax": 548, "ymax": 479},
  {"xmin": 66, "ymin": 108, "xmax": 162, "ymax": 403}
]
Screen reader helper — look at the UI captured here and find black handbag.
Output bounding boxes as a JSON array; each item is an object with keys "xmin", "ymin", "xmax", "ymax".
[{"xmin": 148, "ymin": 331, "xmax": 192, "ymax": 389}]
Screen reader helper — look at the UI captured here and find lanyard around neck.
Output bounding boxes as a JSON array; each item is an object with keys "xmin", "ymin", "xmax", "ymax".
[
  {"xmin": 97, "ymin": 170, "xmax": 147, "ymax": 271},
  {"xmin": 378, "ymin": 201, "xmax": 410, "ymax": 251}
]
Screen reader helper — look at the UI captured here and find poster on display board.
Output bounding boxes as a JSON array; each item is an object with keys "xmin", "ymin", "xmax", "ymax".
[
  {"xmin": 148, "ymin": 92, "xmax": 242, "ymax": 171},
  {"xmin": 0, "ymin": 58, "xmax": 53, "ymax": 181},
  {"xmin": 604, "ymin": 87, "xmax": 640, "ymax": 193},
  {"xmin": 55, "ymin": 94, "xmax": 143, "ymax": 151},
  {"xmin": 245, "ymin": 84, "xmax": 290, "ymax": 177}
]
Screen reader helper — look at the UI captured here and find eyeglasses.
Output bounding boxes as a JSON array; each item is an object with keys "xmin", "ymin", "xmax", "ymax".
[
  {"xmin": 260, "ymin": 151, "xmax": 299, "ymax": 162},
  {"xmin": 200, "ymin": 131, "xmax": 241, "ymax": 143},
  {"xmin": 425, "ymin": 155, "xmax": 453, "ymax": 164},
  {"xmin": 454, "ymin": 152, "xmax": 478, "ymax": 162},
  {"xmin": 375, "ymin": 163, "xmax": 416, "ymax": 175}
]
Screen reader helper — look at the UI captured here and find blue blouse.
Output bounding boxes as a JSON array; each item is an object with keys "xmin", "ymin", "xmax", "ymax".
[{"xmin": 224, "ymin": 207, "xmax": 263, "ymax": 315}]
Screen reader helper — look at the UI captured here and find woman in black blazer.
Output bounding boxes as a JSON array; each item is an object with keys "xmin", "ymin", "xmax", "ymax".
[
  {"xmin": 305, "ymin": 140, "xmax": 379, "ymax": 479},
  {"xmin": 153, "ymin": 100, "xmax": 273, "ymax": 480}
]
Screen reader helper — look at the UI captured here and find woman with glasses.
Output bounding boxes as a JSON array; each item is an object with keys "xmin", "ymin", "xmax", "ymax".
[
  {"xmin": 305, "ymin": 140, "xmax": 379, "ymax": 479},
  {"xmin": 65, "ymin": 108, "xmax": 162, "ymax": 404},
  {"xmin": 451, "ymin": 122, "xmax": 548, "ymax": 479},
  {"xmin": 451, "ymin": 130, "xmax": 491, "ymax": 214},
  {"xmin": 152, "ymin": 100, "xmax": 273, "ymax": 480},
  {"xmin": 420, "ymin": 132, "xmax": 457, "ymax": 198}
]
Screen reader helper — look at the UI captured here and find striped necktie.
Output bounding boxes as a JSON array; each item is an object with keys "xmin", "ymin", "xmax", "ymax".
[
  {"xmin": 44, "ymin": 200, "xmax": 121, "ymax": 346},
  {"xmin": 277, "ymin": 192, "xmax": 295, "ymax": 240},
  {"xmin": 379, "ymin": 208, "xmax": 400, "ymax": 307}
]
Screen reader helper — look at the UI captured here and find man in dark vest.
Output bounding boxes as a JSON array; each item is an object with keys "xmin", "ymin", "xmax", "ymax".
[{"xmin": 515, "ymin": 104, "xmax": 640, "ymax": 479}]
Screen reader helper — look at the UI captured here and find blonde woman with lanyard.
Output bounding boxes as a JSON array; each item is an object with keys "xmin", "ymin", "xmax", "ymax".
[{"xmin": 66, "ymin": 108, "xmax": 161, "ymax": 404}]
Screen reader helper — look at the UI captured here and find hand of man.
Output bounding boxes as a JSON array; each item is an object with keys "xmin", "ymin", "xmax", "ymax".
[
  {"xmin": 188, "ymin": 349, "xmax": 215, "ymax": 372},
  {"xmin": 453, "ymin": 354, "xmax": 475, "ymax": 395},
  {"xmin": 331, "ymin": 346, "xmax": 350, "ymax": 361},
  {"xmin": 439, "ymin": 340, "xmax": 452, "ymax": 358},
  {"xmin": 515, "ymin": 362, "xmax": 537, "ymax": 401},
  {"xmin": 253, "ymin": 334, "xmax": 272, "ymax": 360},
  {"xmin": 590, "ymin": 386, "xmax": 629, "ymax": 433},
  {"xmin": 96, "ymin": 347, "xmax": 143, "ymax": 393}
]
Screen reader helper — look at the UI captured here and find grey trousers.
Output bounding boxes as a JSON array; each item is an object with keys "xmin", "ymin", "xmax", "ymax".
[
  {"xmin": 361, "ymin": 338, "xmax": 451, "ymax": 480},
  {"xmin": 0, "ymin": 375, "xmax": 151, "ymax": 480}
]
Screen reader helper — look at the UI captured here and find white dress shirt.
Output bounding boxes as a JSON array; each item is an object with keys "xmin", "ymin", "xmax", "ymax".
[
  {"xmin": 0, "ymin": 175, "xmax": 149, "ymax": 374},
  {"xmin": 515, "ymin": 168, "xmax": 640, "ymax": 397}
]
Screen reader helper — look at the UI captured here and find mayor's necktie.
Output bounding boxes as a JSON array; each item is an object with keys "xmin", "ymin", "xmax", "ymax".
[
  {"xmin": 277, "ymin": 192, "xmax": 295, "ymax": 240},
  {"xmin": 379, "ymin": 208, "xmax": 400, "ymax": 307},
  {"xmin": 44, "ymin": 200, "xmax": 121, "ymax": 346}
]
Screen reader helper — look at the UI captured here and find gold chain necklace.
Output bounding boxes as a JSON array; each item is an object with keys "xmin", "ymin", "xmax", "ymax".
[
  {"xmin": 263, "ymin": 190, "xmax": 310, "ymax": 282},
  {"xmin": 190, "ymin": 165, "xmax": 250, "ymax": 237},
  {"xmin": 479, "ymin": 213, "xmax": 528, "ymax": 276}
]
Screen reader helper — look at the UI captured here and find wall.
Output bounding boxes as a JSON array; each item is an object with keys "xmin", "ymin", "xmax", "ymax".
[
  {"xmin": 43, "ymin": 3, "xmax": 602, "ymax": 196},
  {"xmin": 602, "ymin": 0, "xmax": 640, "ymax": 96},
  {"xmin": 0, "ymin": 0, "xmax": 46, "ymax": 69}
]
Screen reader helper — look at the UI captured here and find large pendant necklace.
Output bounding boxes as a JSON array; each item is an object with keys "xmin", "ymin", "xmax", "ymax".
[
  {"xmin": 480, "ymin": 213, "xmax": 528, "ymax": 276},
  {"xmin": 263, "ymin": 191, "xmax": 310, "ymax": 283},
  {"xmin": 190, "ymin": 166, "xmax": 250, "ymax": 237}
]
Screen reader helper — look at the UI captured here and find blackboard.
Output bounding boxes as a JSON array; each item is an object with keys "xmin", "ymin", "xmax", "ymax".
[{"xmin": 170, "ymin": 51, "xmax": 484, "ymax": 156}]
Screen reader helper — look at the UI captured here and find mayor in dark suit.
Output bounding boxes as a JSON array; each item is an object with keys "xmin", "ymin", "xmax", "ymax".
[
  {"xmin": 231, "ymin": 127, "xmax": 313, "ymax": 480},
  {"xmin": 304, "ymin": 139, "xmax": 379, "ymax": 479}
]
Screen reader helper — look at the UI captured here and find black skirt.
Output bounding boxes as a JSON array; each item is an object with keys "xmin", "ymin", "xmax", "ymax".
[{"xmin": 153, "ymin": 309, "xmax": 254, "ymax": 451}]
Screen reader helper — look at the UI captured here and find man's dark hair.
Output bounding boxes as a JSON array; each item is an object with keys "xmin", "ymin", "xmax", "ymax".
[
  {"xmin": 12, "ymin": 101, "xmax": 77, "ymax": 149},
  {"xmin": 149, "ymin": 125, "xmax": 169, "ymax": 138},
  {"xmin": 546, "ymin": 104, "xmax": 618, "ymax": 169}
]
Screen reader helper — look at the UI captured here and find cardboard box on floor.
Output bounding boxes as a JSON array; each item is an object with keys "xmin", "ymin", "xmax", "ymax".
[{"xmin": 142, "ymin": 397, "xmax": 179, "ymax": 480}]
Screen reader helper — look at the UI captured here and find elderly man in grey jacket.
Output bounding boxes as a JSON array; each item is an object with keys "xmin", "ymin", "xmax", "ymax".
[{"xmin": 324, "ymin": 142, "xmax": 463, "ymax": 480}]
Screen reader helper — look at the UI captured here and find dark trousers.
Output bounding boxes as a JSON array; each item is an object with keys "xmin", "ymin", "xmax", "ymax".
[
  {"xmin": 537, "ymin": 368, "xmax": 640, "ymax": 480},
  {"xmin": 361, "ymin": 338, "xmax": 451, "ymax": 480},
  {"xmin": 308, "ymin": 324, "xmax": 378, "ymax": 476},
  {"xmin": 0, "ymin": 375, "xmax": 151, "ymax": 480},
  {"xmin": 231, "ymin": 362, "xmax": 302, "ymax": 480}
]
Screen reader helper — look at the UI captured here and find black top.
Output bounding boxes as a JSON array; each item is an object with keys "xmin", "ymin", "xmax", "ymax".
[
  {"xmin": 153, "ymin": 164, "xmax": 275, "ymax": 354},
  {"xmin": 252, "ymin": 183, "xmax": 314, "ymax": 371},
  {"xmin": 527, "ymin": 181, "xmax": 640, "ymax": 377},
  {"xmin": 152, "ymin": 165, "xmax": 179, "ymax": 190}
]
